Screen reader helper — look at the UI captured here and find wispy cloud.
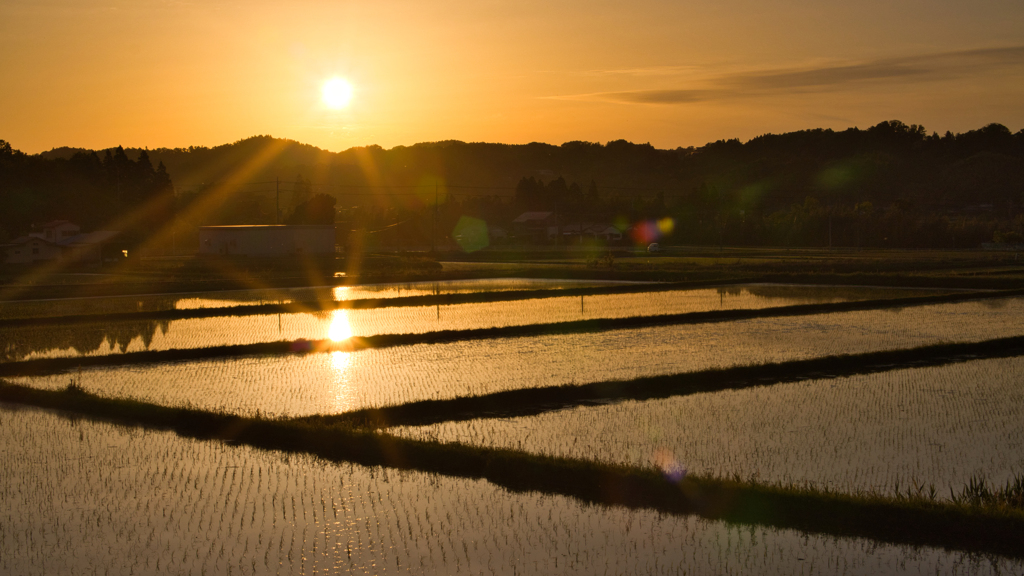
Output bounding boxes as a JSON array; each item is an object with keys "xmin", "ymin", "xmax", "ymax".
[{"xmin": 553, "ymin": 46, "xmax": 1024, "ymax": 105}]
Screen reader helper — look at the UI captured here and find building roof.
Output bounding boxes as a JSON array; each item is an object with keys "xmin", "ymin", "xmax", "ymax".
[
  {"xmin": 5, "ymin": 235, "xmax": 59, "ymax": 246},
  {"xmin": 512, "ymin": 212, "xmax": 554, "ymax": 223},
  {"xmin": 199, "ymin": 225, "xmax": 335, "ymax": 229},
  {"xmin": 561, "ymin": 223, "xmax": 622, "ymax": 234},
  {"xmin": 3, "ymin": 231, "xmax": 119, "ymax": 248}
]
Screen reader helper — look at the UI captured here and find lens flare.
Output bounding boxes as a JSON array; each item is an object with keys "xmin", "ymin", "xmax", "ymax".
[{"xmin": 653, "ymin": 449, "xmax": 687, "ymax": 483}]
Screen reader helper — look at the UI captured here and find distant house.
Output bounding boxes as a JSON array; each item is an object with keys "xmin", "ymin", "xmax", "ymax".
[
  {"xmin": 198, "ymin": 225, "xmax": 335, "ymax": 257},
  {"xmin": 3, "ymin": 236, "xmax": 63, "ymax": 264},
  {"xmin": 560, "ymin": 222, "xmax": 623, "ymax": 242},
  {"xmin": 2, "ymin": 221, "xmax": 121, "ymax": 265},
  {"xmin": 511, "ymin": 212, "xmax": 557, "ymax": 243}
]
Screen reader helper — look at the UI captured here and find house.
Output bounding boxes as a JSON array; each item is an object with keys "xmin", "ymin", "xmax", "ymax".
[
  {"xmin": 559, "ymin": 222, "xmax": 624, "ymax": 242},
  {"xmin": 3, "ymin": 236, "xmax": 63, "ymax": 264},
  {"xmin": 511, "ymin": 212, "xmax": 557, "ymax": 243},
  {"xmin": 198, "ymin": 225, "xmax": 336, "ymax": 257},
  {"xmin": 2, "ymin": 221, "xmax": 122, "ymax": 265}
]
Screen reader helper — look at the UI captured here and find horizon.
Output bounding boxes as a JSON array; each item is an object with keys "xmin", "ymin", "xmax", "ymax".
[
  {"xmin": 17, "ymin": 118, "xmax": 1024, "ymax": 159},
  {"xmin": 2, "ymin": 1, "xmax": 1023, "ymax": 155}
]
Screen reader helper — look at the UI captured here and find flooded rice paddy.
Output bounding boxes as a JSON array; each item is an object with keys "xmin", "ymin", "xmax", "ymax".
[
  {"xmin": 394, "ymin": 356, "xmax": 1024, "ymax": 495},
  {"xmin": 0, "ymin": 283, "xmax": 952, "ymax": 362},
  {"xmin": 11, "ymin": 297, "xmax": 1024, "ymax": 416},
  {"xmin": 0, "ymin": 278, "xmax": 639, "ymax": 321},
  {"xmin": 1, "ymin": 406, "xmax": 1017, "ymax": 576},
  {"xmin": 3, "ymin": 280, "xmax": 1023, "ymax": 572}
]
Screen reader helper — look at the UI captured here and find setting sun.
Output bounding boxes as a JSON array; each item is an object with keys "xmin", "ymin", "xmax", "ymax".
[{"xmin": 322, "ymin": 77, "xmax": 354, "ymax": 110}]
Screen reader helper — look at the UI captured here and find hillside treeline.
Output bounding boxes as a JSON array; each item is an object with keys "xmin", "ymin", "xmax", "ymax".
[
  {"xmin": 0, "ymin": 141, "xmax": 174, "ymax": 242},
  {"xmin": 22, "ymin": 120, "xmax": 1024, "ymax": 249}
]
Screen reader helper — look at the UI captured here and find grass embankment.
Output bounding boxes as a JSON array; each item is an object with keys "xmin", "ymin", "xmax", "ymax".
[
  {"xmin": 2, "ymin": 288, "xmax": 1021, "ymax": 376},
  {"xmin": 308, "ymin": 335, "xmax": 1024, "ymax": 428},
  {"xmin": 1, "ymin": 380, "xmax": 1023, "ymax": 559}
]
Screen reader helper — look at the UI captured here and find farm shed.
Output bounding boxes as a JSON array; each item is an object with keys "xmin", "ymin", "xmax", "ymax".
[{"xmin": 198, "ymin": 225, "xmax": 336, "ymax": 257}]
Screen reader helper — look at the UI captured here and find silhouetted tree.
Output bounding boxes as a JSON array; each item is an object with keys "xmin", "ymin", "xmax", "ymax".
[{"xmin": 287, "ymin": 193, "xmax": 337, "ymax": 225}]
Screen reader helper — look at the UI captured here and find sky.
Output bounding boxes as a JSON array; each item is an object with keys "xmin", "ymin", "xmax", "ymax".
[{"xmin": 2, "ymin": 0, "xmax": 1023, "ymax": 154}]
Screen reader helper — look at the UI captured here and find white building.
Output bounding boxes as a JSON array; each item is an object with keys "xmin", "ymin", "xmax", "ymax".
[
  {"xmin": 2, "ymin": 221, "xmax": 121, "ymax": 265},
  {"xmin": 198, "ymin": 225, "xmax": 336, "ymax": 257}
]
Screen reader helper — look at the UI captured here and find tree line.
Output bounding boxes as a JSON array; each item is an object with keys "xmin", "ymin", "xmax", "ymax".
[
  {"xmin": 0, "ymin": 141, "xmax": 174, "ymax": 243},
  {"xmin": 12, "ymin": 120, "xmax": 1024, "ymax": 250}
]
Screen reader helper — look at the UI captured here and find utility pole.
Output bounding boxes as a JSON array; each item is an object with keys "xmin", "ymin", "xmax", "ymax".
[
  {"xmin": 275, "ymin": 178, "xmax": 280, "ymax": 224},
  {"xmin": 828, "ymin": 213, "xmax": 833, "ymax": 251},
  {"xmin": 432, "ymin": 182, "xmax": 438, "ymax": 253}
]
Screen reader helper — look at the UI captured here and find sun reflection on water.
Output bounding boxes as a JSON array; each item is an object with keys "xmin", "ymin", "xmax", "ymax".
[
  {"xmin": 329, "ymin": 350, "xmax": 354, "ymax": 412},
  {"xmin": 328, "ymin": 309, "xmax": 352, "ymax": 341},
  {"xmin": 331, "ymin": 286, "xmax": 351, "ymax": 301},
  {"xmin": 326, "ymin": 309, "xmax": 355, "ymax": 412}
]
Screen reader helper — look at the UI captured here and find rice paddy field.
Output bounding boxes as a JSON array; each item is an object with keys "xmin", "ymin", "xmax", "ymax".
[
  {"xmin": 0, "ymin": 278, "xmax": 639, "ymax": 321},
  {"xmin": 394, "ymin": 356, "xmax": 1024, "ymax": 495},
  {"xmin": 0, "ymin": 283, "xmax": 950, "ymax": 362},
  {"xmin": 1, "ymin": 405, "xmax": 1019, "ymax": 576},
  {"xmin": 9, "ymin": 296, "xmax": 1024, "ymax": 416},
  {"xmin": 2, "ymin": 279, "xmax": 1024, "ymax": 574}
]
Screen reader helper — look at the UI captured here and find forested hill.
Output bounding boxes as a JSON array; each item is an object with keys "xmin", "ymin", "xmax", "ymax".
[
  {"xmin": 10, "ymin": 121, "xmax": 1024, "ymax": 250},
  {"xmin": 39, "ymin": 120, "xmax": 1024, "ymax": 213}
]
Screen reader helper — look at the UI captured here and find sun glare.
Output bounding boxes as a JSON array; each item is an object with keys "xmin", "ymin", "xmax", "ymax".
[
  {"xmin": 322, "ymin": 77, "xmax": 354, "ymax": 109},
  {"xmin": 328, "ymin": 309, "xmax": 353, "ymax": 341}
]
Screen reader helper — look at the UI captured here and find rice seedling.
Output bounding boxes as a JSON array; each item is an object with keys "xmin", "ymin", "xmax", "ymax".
[
  {"xmin": 8, "ymin": 297, "xmax": 1024, "ymax": 418},
  {"xmin": 0, "ymin": 283, "xmax": 965, "ymax": 362},
  {"xmin": 2, "ymin": 404, "xmax": 1022, "ymax": 575},
  {"xmin": 394, "ymin": 356, "xmax": 1024, "ymax": 498}
]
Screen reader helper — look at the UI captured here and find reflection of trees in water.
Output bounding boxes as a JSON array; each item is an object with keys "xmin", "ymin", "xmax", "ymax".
[{"xmin": 0, "ymin": 320, "xmax": 170, "ymax": 362}]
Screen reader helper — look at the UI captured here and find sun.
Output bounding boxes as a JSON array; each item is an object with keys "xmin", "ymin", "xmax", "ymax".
[{"xmin": 322, "ymin": 77, "xmax": 354, "ymax": 109}]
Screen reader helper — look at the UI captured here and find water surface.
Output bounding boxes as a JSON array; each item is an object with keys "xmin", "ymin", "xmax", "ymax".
[
  {"xmin": 0, "ymin": 406, "xmax": 1015, "ymax": 576},
  {"xmin": 0, "ymin": 278, "xmax": 640, "ymax": 321},
  {"xmin": 395, "ymin": 356, "xmax": 1024, "ymax": 495},
  {"xmin": 0, "ymin": 283, "xmax": 954, "ymax": 361},
  {"xmin": 11, "ymin": 298, "xmax": 1024, "ymax": 417}
]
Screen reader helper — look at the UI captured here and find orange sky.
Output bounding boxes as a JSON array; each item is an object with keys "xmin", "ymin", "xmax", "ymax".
[{"xmin": 2, "ymin": 0, "xmax": 1023, "ymax": 154}]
